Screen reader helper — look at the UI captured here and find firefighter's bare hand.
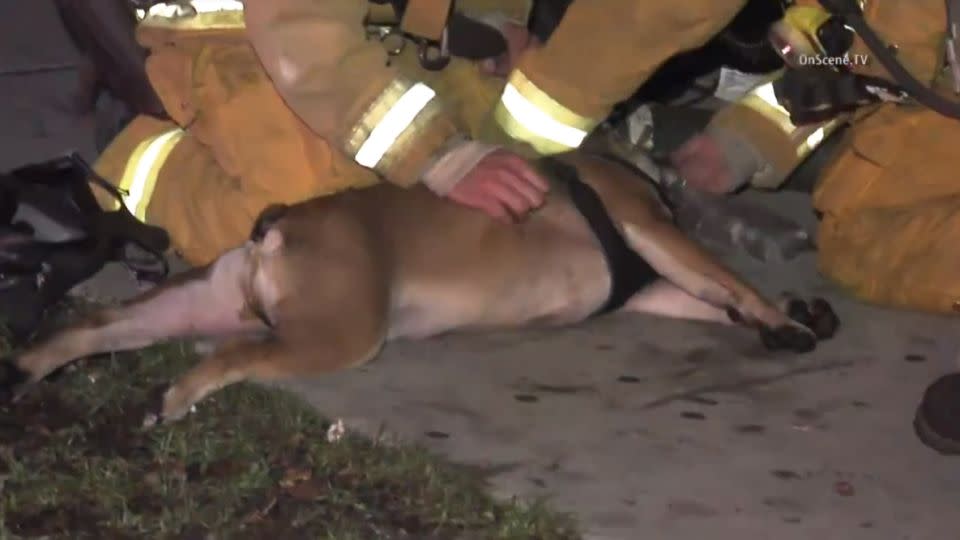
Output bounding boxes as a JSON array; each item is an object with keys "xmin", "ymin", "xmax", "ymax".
[
  {"xmin": 668, "ymin": 133, "xmax": 737, "ymax": 194},
  {"xmin": 446, "ymin": 150, "xmax": 549, "ymax": 223}
]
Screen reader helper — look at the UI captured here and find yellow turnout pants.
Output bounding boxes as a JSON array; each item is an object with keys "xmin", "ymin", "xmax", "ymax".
[
  {"xmin": 814, "ymin": 102, "xmax": 960, "ymax": 315},
  {"xmin": 91, "ymin": 27, "xmax": 504, "ymax": 265}
]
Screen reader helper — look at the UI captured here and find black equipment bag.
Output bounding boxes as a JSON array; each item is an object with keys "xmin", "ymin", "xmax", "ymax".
[{"xmin": 0, "ymin": 154, "xmax": 170, "ymax": 344}]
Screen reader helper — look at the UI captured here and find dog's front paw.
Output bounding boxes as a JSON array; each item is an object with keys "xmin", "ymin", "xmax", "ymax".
[
  {"xmin": 760, "ymin": 324, "xmax": 817, "ymax": 353},
  {"xmin": 759, "ymin": 295, "xmax": 840, "ymax": 353},
  {"xmin": 0, "ymin": 356, "xmax": 31, "ymax": 403},
  {"xmin": 783, "ymin": 296, "xmax": 840, "ymax": 340}
]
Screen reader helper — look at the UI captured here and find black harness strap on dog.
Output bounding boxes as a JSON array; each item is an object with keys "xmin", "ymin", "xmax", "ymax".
[{"xmin": 538, "ymin": 157, "xmax": 660, "ymax": 317}]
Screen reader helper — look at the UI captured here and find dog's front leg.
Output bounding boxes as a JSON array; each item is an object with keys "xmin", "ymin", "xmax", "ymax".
[
  {"xmin": 621, "ymin": 278, "xmax": 735, "ymax": 323},
  {"xmin": 620, "ymin": 220, "xmax": 839, "ymax": 352}
]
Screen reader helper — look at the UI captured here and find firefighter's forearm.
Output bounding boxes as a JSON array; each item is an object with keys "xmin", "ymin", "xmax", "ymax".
[
  {"xmin": 486, "ymin": 0, "xmax": 749, "ymax": 155},
  {"xmin": 705, "ymin": 76, "xmax": 845, "ymax": 190}
]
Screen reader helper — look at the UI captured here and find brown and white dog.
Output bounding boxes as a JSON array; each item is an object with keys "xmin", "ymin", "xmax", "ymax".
[{"xmin": 0, "ymin": 152, "xmax": 838, "ymax": 425}]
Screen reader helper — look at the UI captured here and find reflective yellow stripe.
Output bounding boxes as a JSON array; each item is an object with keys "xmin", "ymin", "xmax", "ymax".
[
  {"xmin": 136, "ymin": 0, "xmax": 245, "ymax": 30},
  {"xmin": 741, "ymin": 81, "xmax": 838, "ymax": 160},
  {"xmin": 493, "ymin": 70, "xmax": 599, "ymax": 155},
  {"xmin": 345, "ymin": 79, "xmax": 441, "ymax": 172},
  {"xmin": 116, "ymin": 128, "xmax": 187, "ymax": 222}
]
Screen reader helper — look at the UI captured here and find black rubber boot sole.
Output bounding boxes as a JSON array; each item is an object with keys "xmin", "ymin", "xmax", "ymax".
[{"xmin": 913, "ymin": 373, "xmax": 960, "ymax": 456}]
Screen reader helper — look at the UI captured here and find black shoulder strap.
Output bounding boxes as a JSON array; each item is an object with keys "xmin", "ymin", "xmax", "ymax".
[{"xmin": 538, "ymin": 157, "xmax": 660, "ymax": 317}]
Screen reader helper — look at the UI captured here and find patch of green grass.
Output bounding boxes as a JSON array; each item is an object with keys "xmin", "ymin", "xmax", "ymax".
[{"xmin": 0, "ymin": 339, "xmax": 580, "ymax": 539}]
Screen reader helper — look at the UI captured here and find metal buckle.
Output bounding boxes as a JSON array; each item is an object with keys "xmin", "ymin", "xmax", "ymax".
[
  {"xmin": 366, "ymin": 23, "xmax": 450, "ymax": 70},
  {"xmin": 862, "ymin": 83, "xmax": 910, "ymax": 103},
  {"xmin": 367, "ymin": 24, "xmax": 407, "ymax": 57},
  {"xmin": 417, "ymin": 27, "xmax": 450, "ymax": 71}
]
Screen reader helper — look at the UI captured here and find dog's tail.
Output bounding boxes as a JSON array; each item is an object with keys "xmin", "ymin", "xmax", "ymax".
[{"xmin": 249, "ymin": 203, "xmax": 290, "ymax": 242}]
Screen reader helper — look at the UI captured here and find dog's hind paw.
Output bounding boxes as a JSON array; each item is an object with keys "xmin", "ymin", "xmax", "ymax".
[
  {"xmin": 141, "ymin": 384, "xmax": 169, "ymax": 429},
  {"xmin": 141, "ymin": 383, "xmax": 197, "ymax": 429},
  {"xmin": 0, "ymin": 356, "xmax": 31, "ymax": 403}
]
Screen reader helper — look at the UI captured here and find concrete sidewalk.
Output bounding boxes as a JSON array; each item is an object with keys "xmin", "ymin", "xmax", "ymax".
[
  {"xmin": 3, "ymin": 3, "xmax": 959, "ymax": 539},
  {"xmin": 290, "ymin": 256, "xmax": 960, "ymax": 540}
]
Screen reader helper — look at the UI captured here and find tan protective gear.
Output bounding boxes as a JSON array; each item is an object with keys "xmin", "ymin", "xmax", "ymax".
[
  {"xmin": 710, "ymin": 0, "xmax": 947, "ymax": 190},
  {"xmin": 94, "ymin": 0, "xmax": 523, "ymax": 265},
  {"xmin": 814, "ymin": 103, "xmax": 960, "ymax": 314},
  {"xmin": 95, "ymin": 0, "xmax": 753, "ymax": 265},
  {"xmin": 486, "ymin": 0, "xmax": 749, "ymax": 156},
  {"xmin": 705, "ymin": 0, "xmax": 960, "ymax": 314}
]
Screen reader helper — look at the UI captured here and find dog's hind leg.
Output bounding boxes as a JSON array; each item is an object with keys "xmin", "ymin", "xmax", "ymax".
[
  {"xmin": 147, "ymin": 218, "xmax": 392, "ymax": 425},
  {"xmin": 146, "ymin": 324, "xmax": 385, "ymax": 425},
  {"xmin": 149, "ymin": 277, "xmax": 389, "ymax": 425},
  {"xmin": 0, "ymin": 247, "xmax": 267, "ymax": 401}
]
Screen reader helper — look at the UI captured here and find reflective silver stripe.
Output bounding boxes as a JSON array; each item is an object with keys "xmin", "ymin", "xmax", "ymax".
[
  {"xmin": 354, "ymin": 82, "xmax": 437, "ymax": 168},
  {"xmin": 499, "ymin": 83, "xmax": 588, "ymax": 149},
  {"xmin": 493, "ymin": 70, "xmax": 599, "ymax": 155},
  {"xmin": 117, "ymin": 128, "xmax": 187, "ymax": 221},
  {"xmin": 136, "ymin": 0, "xmax": 243, "ymax": 19}
]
